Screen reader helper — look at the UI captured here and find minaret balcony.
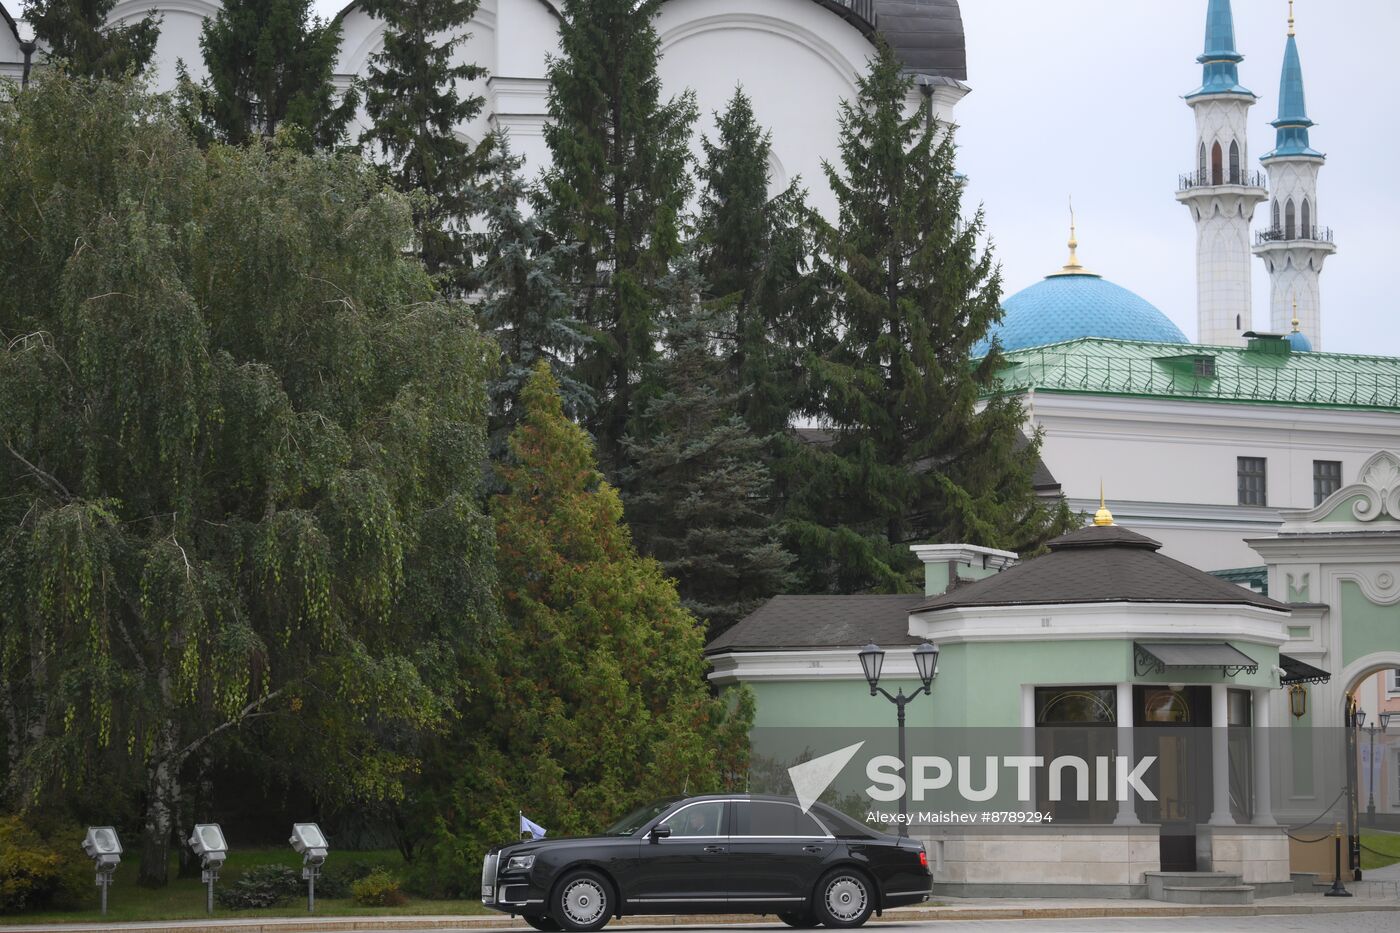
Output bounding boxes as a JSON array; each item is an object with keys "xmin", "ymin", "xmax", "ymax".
[
  {"xmin": 1254, "ymin": 226, "xmax": 1334, "ymax": 246},
  {"xmin": 1178, "ymin": 169, "xmax": 1268, "ymax": 192},
  {"xmin": 1260, "ymin": 224, "xmax": 1332, "ymax": 256}
]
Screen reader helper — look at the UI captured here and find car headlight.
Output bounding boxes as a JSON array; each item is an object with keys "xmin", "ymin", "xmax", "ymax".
[{"xmin": 505, "ymin": 855, "xmax": 536, "ymax": 873}]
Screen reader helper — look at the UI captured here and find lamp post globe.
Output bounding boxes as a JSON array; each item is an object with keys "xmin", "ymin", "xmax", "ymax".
[
  {"xmin": 914, "ymin": 643, "xmax": 939, "ymax": 688},
  {"xmin": 858, "ymin": 643, "xmax": 885, "ymax": 693},
  {"xmin": 1382, "ymin": 712, "xmax": 1393, "ymax": 732},
  {"xmin": 1356, "ymin": 709, "xmax": 1366, "ymax": 729}
]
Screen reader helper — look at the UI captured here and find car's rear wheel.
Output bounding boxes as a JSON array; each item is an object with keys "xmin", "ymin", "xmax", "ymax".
[
  {"xmin": 525, "ymin": 915, "xmax": 561, "ymax": 932},
  {"xmin": 551, "ymin": 869, "xmax": 612, "ymax": 932},
  {"xmin": 812, "ymin": 868, "xmax": 874, "ymax": 929},
  {"xmin": 777, "ymin": 910, "xmax": 821, "ymax": 927}
]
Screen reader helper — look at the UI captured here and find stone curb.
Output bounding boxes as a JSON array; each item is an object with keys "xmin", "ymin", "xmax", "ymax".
[{"xmin": 3, "ymin": 901, "xmax": 1399, "ymax": 933}]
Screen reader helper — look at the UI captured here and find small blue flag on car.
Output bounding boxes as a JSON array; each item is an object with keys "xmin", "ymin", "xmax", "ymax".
[{"xmin": 519, "ymin": 812, "xmax": 547, "ymax": 840}]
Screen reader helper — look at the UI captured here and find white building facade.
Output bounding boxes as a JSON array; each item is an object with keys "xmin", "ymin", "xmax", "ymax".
[{"xmin": 1, "ymin": 0, "xmax": 971, "ymax": 219}]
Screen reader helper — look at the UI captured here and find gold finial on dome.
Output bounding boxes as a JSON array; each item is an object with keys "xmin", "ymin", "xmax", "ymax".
[
  {"xmin": 1288, "ymin": 0, "xmax": 1295, "ymax": 37},
  {"xmin": 1093, "ymin": 480, "xmax": 1116, "ymax": 527},
  {"xmin": 1291, "ymin": 294, "xmax": 1301, "ymax": 332},
  {"xmin": 1048, "ymin": 198, "xmax": 1096, "ymax": 278}
]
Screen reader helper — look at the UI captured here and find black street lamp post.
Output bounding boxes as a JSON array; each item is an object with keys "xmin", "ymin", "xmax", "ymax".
[
  {"xmin": 16, "ymin": 20, "xmax": 36, "ymax": 90},
  {"xmin": 1357, "ymin": 709, "xmax": 1392, "ymax": 824},
  {"xmin": 858, "ymin": 642, "xmax": 939, "ymax": 838}
]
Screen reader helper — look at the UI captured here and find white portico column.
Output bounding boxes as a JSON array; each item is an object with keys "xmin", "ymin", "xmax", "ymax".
[
  {"xmin": 1251, "ymin": 688, "xmax": 1276, "ymax": 826},
  {"xmin": 1115, "ymin": 683, "xmax": 1139, "ymax": 824},
  {"xmin": 1209, "ymin": 684, "xmax": 1235, "ymax": 825}
]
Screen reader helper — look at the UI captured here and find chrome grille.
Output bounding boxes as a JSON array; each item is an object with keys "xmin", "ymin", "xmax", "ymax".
[{"xmin": 481, "ymin": 851, "xmax": 499, "ymax": 901}]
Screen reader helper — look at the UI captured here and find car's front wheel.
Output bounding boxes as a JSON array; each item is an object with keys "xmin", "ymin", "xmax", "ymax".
[
  {"xmin": 812, "ymin": 867, "xmax": 874, "ymax": 929},
  {"xmin": 777, "ymin": 910, "xmax": 821, "ymax": 928},
  {"xmin": 524, "ymin": 915, "xmax": 561, "ymax": 932},
  {"xmin": 551, "ymin": 869, "xmax": 613, "ymax": 932}
]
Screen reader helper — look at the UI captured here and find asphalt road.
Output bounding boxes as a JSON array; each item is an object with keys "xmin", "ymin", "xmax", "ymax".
[{"xmin": 356, "ymin": 918, "xmax": 1399, "ymax": 933}]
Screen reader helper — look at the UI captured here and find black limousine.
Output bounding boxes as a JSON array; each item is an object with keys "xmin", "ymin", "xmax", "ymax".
[{"xmin": 482, "ymin": 794, "xmax": 931, "ymax": 931}]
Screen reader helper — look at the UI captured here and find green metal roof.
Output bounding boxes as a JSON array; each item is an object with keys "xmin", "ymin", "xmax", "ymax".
[{"xmin": 990, "ymin": 337, "xmax": 1400, "ymax": 411}]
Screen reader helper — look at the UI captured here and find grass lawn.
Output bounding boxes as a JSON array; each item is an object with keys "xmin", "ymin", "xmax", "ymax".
[
  {"xmin": 1360, "ymin": 829, "xmax": 1400, "ymax": 870},
  {"xmin": 12, "ymin": 848, "xmax": 492, "ymax": 925}
]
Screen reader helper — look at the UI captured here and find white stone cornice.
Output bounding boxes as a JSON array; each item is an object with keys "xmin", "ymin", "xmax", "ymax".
[
  {"xmin": 1065, "ymin": 498, "xmax": 1282, "ymax": 532},
  {"xmin": 907, "ymin": 601, "xmax": 1291, "ymax": 647},
  {"xmin": 1249, "ymin": 534, "xmax": 1400, "ymax": 563}
]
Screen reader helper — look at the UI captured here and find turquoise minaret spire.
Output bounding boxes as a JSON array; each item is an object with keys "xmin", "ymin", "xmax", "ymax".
[
  {"xmin": 1189, "ymin": 0, "xmax": 1253, "ymax": 98},
  {"xmin": 1178, "ymin": 0, "xmax": 1266, "ymax": 346},
  {"xmin": 1253, "ymin": 0, "xmax": 1335, "ymax": 349},
  {"xmin": 1266, "ymin": 15, "xmax": 1321, "ymax": 158}
]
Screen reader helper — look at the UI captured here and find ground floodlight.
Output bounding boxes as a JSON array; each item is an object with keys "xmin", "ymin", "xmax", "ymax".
[
  {"xmin": 291, "ymin": 823, "xmax": 329, "ymax": 912},
  {"xmin": 82, "ymin": 826, "xmax": 122, "ymax": 872},
  {"xmin": 82, "ymin": 827, "xmax": 122, "ymax": 915},
  {"xmin": 189, "ymin": 823, "xmax": 228, "ymax": 869},
  {"xmin": 291, "ymin": 822, "xmax": 329, "ymax": 867}
]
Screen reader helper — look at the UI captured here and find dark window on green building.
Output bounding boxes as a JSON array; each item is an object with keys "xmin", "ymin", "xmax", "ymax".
[
  {"xmin": 1238, "ymin": 457, "xmax": 1267, "ymax": 506},
  {"xmin": 1313, "ymin": 460, "xmax": 1342, "ymax": 505}
]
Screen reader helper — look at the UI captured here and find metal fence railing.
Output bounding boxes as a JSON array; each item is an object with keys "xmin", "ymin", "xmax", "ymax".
[
  {"xmin": 1178, "ymin": 169, "xmax": 1268, "ymax": 191},
  {"xmin": 1255, "ymin": 225, "xmax": 1335, "ymax": 245}
]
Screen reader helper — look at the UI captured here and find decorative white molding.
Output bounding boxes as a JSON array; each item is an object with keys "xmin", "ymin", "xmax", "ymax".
[
  {"xmin": 1333, "ymin": 571, "xmax": 1400, "ymax": 607},
  {"xmin": 707, "ymin": 647, "xmax": 930, "ymax": 685},
  {"xmin": 656, "ymin": 13, "xmax": 862, "ymax": 98},
  {"xmin": 1277, "ymin": 451, "xmax": 1400, "ymax": 533}
]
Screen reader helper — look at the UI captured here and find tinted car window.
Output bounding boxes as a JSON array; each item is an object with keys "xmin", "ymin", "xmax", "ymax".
[
  {"xmin": 734, "ymin": 801, "xmax": 826, "ymax": 837},
  {"xmin": 811, "ymin": 803, "xmax": 880, "ymax": 839},
  {"xmin": 659, "ymin": 801, "xmax": 725, "ymax": 837}
]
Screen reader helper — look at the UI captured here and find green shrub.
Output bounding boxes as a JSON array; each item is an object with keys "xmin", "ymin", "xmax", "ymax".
[
  {"xmin": 351, "ymin": 868, "xmax": 407, "ymax": 907},
  {"xmin": 0, "ymin": 816, "xmax": 88, "ymax": 914},
  {"xmin": 316, "ymin": 860, "xmax": 373, "ymax": 899},
  {"xmin": 215, "ymin": 864, "xmax": 302, "ymax": 910}
]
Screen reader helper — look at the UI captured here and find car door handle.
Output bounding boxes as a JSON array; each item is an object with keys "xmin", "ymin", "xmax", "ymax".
[
  {"xmin": 803, "ymin": 846, "xmax": 824, "ymax": 854},
  {"xmin": 703, "ymin": 845, "xmax": 727, "ymax": 854}
]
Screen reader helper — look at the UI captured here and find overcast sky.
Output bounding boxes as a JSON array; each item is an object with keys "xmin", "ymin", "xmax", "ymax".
[{"xmin": 310, "ymin": 0, "xmax": 1398, "ymax": 356}]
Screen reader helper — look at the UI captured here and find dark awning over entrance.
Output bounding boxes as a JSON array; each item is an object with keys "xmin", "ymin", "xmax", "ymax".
[
  {"xmin": 1279, "ymin": 653, "xmax": 1331, "ymax": 686},
  {"xmin": 1134, "ymin": 642, "xmax": 1259, "ymax": 678}
]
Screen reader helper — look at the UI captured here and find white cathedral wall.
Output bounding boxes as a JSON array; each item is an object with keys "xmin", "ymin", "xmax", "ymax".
[
  {"xmin": 654, "ymin": 0, "xmax": 872, "ymax": 216},
  {"xmin": 86, "ymin": 0, "xmax": 908, "ymax": 217},
  {"xmin": 0, "ymin": 18, "xmax": 21, "ymax": 84},
  {"xmin": 110, "ymin": 0, "xmax": 219, "ymax": 89}
]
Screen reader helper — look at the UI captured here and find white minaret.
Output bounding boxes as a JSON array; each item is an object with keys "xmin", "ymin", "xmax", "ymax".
[
  {"xmin": 1176, "ymin": 0, "xmax": 1268, "ymax": 347},
  {"xmin": 1252, "ymin": 3, "xmax": 1335, "ymax": 350}
]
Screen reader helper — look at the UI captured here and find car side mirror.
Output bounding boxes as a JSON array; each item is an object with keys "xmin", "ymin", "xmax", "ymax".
[{"xmin": 651, "ymin": 824, "xmax": 671, "ymax": 842}]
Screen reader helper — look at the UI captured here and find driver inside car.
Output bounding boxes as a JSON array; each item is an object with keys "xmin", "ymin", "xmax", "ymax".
[{"xmin": 677, "ymin": 808, "xmax": 712, "ymax": 836}]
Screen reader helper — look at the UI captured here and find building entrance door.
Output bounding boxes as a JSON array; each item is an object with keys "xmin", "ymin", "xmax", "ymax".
[{"xmin": 1135, "ymin": 686, "xmax": 1212, "ymax": 872}]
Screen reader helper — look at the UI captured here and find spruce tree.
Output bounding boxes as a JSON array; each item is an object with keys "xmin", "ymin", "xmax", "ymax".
[
  {"xmin": 787, "ymin": 43, "xmax": 1073, "ymax": 594},
  {"xmin": 23, "ymin": 0, "xmax": 159, "ymax": 80},
  {"xmin": 541, "ymin": 0, "xmax": 696, "ymax": 472},
  {"xmin": 476, "ymin": 135, "xmax": 592, "ymax": 447},
  {"xmin": 409, "ymin": 362, "xmax": 750, "ymax": 893},
  {"xmin": 694, "ymin": 87, "xmax": 819, "ymax": 440},
  {"xmin": 623, "ymin": 265, "xmax": 796, "ymax": 637},
  {"xmin": 359, "ymin": 0, "xmax": 489, "ymax": 294},
  {"xmin": 195, "ymin": 0, "xmax": 356, "ymax": 147}
]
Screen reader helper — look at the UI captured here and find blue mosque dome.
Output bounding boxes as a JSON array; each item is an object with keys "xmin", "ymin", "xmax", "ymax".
[{"xmin": 977, "ymin": 223, "xmax": 1189, "ymax": 356}]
